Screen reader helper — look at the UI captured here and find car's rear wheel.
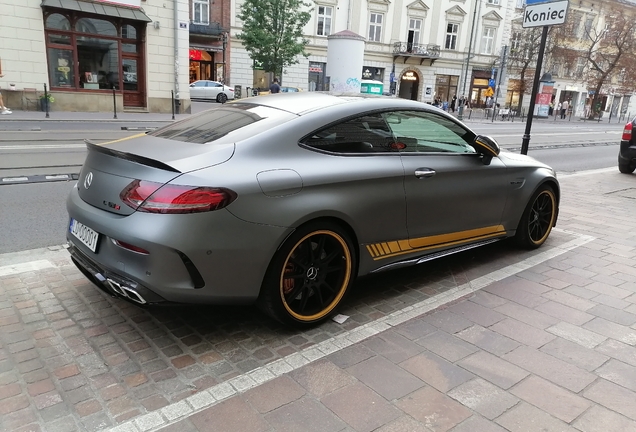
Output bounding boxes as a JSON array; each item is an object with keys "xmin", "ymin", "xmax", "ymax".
[
  {"xmin": 258, "ymin": 222, "xmax": 356, "ymax": 327},
  {"xmin": 216, "ymin": 93, "xmax": 228, "ymax": 104},
  {"xmin": 618, "ymin": 159, "xmax": 635, "ymax": 174},
  {"xmin": 515, "ymin": 185, "xmax": 557, "ymax": 249}
]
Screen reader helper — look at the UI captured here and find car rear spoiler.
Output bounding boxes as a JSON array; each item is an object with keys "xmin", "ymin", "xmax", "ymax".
[{"xmin": 85, "ymin": 140, "xmax": 181, "ymax": 173}]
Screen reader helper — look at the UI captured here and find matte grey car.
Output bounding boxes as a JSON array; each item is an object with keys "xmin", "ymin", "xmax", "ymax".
[{"xmin": 66, "ymin": 92, "xmax": 559, "ymax": 326}]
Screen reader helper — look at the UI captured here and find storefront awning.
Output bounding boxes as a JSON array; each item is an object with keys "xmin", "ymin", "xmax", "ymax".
[
  {"xmin": 190, "ymin": 44, "xmax": 223, "ymax": 53},
  {"xmin": 41, "ymin": 0, "xmax": 152, "ymax": 22}
]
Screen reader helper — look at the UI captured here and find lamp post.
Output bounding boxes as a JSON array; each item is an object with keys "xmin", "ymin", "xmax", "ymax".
[{"xmin": 458, "ymin": 0, "xmax": 480, "ymax": 120}]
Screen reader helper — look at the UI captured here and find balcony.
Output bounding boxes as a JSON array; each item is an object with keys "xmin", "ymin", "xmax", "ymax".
[
  {"xmin": 189, "ymin": 22, "xmax": 224, "ymax": 37},
  {"xmin": 393, "ymin": 42, "xmax": 441, "ymax": 65}
]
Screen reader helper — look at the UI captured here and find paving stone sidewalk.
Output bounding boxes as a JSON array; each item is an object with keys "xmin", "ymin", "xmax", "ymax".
[{"xmin": 1, "ymin": 167, "xmax": 636, "ymax": 432}]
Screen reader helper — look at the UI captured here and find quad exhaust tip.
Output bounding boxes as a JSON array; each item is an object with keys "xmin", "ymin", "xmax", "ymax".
[{"xmin": 106, "ymin": 278, "xmax": 147, "ymax": 304}]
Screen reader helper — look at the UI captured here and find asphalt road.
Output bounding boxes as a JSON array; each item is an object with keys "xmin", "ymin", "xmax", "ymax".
[{"xmin": 0, "ymin": 115, "xmax": 626, "ymax": 254}]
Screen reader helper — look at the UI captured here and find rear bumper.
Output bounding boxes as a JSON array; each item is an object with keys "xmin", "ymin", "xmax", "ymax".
[
  {"xmin": 66, "ymin": 185, "xmax": 291, "ymax": 305},
  {"xmin": 619, "ymin": 139, "xmax": 636, "ymax": 164}
]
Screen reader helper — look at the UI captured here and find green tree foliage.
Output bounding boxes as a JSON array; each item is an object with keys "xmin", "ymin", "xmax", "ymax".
[{"xmin": 237, "ymin": 0, "xmax": 312, "ymax": 79}]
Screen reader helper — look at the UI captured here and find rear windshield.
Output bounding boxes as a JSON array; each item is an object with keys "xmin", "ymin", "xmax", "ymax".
[{"xmin": 149, "ymin": 103, "xmax": 294, "ymax": 144}]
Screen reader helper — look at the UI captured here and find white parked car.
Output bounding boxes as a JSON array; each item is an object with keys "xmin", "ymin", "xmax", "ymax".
[{"xmin": 189, "ymin": 80, "xmax": 235, "ymax": 103}]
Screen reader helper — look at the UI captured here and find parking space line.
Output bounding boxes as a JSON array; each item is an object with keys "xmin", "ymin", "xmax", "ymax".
[{"xmin": 107, "ymin": 228, "xmax": 595, "ymax": 432}]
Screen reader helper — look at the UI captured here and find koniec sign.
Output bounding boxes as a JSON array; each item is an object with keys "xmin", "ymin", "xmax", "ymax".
[{"xmin": 523, "ymin": 0, "xmax": 569, "ymax": 28}]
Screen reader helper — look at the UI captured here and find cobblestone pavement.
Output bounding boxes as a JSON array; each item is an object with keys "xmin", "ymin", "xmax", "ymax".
[{"xmin": 1, "ymin": 167, "xmax": 636, "ymax": 432}]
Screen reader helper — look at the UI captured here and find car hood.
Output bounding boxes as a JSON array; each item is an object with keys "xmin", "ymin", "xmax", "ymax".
[{"xmin": 89, "ymin": 133, "xmax": 235, "ymax": 173}]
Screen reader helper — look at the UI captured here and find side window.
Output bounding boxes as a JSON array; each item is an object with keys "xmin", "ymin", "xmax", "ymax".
[
  {"xmin": 302, "ymin": 113, "xmax": 395, "ymax": 154},
  {"xmin": 192, "ymin": 81, "xmax": 207, "ymax": 87},
  {"xmin": 383, "ymin": 110, "xmax": 476, "ymax": 154}
]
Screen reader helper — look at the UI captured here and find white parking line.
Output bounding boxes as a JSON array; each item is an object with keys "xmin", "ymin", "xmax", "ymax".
[{"xmin": 107, "ymin": 228, "xmax": 595, "ymax": 432}]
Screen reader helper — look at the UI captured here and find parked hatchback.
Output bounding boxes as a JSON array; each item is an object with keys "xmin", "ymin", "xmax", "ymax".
[{"xmin": 619, "ymin": 116, "xmax": 636, "ymax": 174}]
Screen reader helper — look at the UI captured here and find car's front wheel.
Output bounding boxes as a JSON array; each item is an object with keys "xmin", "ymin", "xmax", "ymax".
[
  {"xmin": 515, "ymin": 184, "xmax": 557, "ymax": 249},
  {"xmin": 258, "ymin": 222, "xmax": 357, "ymax": 327},
  {"xmin": 216, "ymin": 93, "xmax": 228, "ymax": 104}
]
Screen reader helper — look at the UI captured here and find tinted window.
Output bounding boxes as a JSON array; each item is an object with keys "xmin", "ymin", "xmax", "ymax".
[
  {"xmin": 302, "ymin": 113, "xmax": 395, "ymax": 153},
  {"xmin": 383, "ymin": 111, "xmax": 476, "ymax": 153},
  {"xmin": 149, "ymin": 103, "xmax": 291, "ymax": 144},
  {"xmin": 191, "ymin": 81, "xmax": 207, "ymax": 87}
]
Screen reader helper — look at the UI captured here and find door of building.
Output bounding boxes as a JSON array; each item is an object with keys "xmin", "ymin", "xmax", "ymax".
[{"xmin": 122, "ymin": 56, "xmax": 144, "ymax": 108}]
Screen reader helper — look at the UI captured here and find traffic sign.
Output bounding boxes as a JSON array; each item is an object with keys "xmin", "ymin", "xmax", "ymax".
[
  {"xmin": 484, "ymin": 87, "xmax": 494, "ymax": 97},
  {"xmin": 523, "ymin": 0, "xmax": 569, "ymax": 28}
]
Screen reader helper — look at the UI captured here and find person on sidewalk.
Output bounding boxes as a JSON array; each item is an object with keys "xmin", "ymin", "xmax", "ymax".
[
  {"xmin": 269, "ymin": 78, "xmax": 281, "ymax": 94},
  {"xmin": 0, "ymin": 74, "xmax": 12, "ymax": 114},
  {"xmin": 561, "ymin": 99, "xmax": 569, "ymax": 119},
  {"xmin": 556, "ymin": 102, "xmax": 562, "ymax": 118}
]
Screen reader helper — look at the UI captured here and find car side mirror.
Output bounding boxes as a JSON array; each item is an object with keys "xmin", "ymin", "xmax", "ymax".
[{"xmin": 473, "ymin": 135, "xmax": 500, "ymax": 165}]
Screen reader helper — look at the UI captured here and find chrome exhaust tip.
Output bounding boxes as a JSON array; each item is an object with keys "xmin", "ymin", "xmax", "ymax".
[{"xmin": 106, "ymin": 278, "xmax": 147, "ymax": 304}]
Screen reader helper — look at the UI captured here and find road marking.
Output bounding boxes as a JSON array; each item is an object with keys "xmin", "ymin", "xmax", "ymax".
[
  {"xmin": 0, "ymin": 144, "xmax": 86, "ymax": 150},
  {"xmin": 2, "ymin": 177, "xmax": 29, "ymax": 182},
  {"xmin": 45, "ymin": 174, "xmax": 70, "ymax": 180},
  {"xmin": 106, "ymin": 228, "xmax": 595, "ymax": 432},
  {"xmin": 492, "ymin": 131, "xmax": 621, "ymax": 138},
  {"xmin": 0, "ymin": 260, "xmax": 55, "ymax": 277}
]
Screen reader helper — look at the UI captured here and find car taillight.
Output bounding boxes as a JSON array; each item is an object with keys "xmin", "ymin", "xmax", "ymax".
[
  {"xmin": 228, "ymin": 88, "xmax": 234, "ymax": 92},
  {"xmin": 120, "ymin": 180, "xmax": 237, "ymax": 214},
  {"xmin": 112, "ymin": 239, "xmax": 149, "ymax": 254},
  {"xmin": 622, "ymin": 122, "xmax": 633, "ymax": 141}
]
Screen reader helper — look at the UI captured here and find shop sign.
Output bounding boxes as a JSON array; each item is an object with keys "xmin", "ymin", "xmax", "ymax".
[
  {"xmin": 253, "ymin": 60, "xmax": 264, "ymax": 70},
  {"xmin": 309, "ymin": 63, "xmax": 323, "ymax": 73},
  {"xmin": 402, "ymin": 71, "xmax": 417, "ymax": 81},
  {"xmin": 189, "ymin": 49, "xmax": 202, "ymax": 60}
]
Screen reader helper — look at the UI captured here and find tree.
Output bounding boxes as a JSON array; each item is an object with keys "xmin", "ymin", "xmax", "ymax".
[
  {"xmin": 555, "ymin": 4, "xmax": 636, "ymax": 118},
  {"xmin": 237, "ymin": 0, "xmax": 312, "ymax": 81},
  {"xmin": 506, "ymin": 25, "xmax": 546, "ymax": 112}
]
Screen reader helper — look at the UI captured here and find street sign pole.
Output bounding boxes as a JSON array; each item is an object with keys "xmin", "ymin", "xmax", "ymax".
[
  {"xmin": 521, "ymin": 25, "xmax": 548, "ymax": 155},
  {"xmin": 519, "ymin": 0, "xmax": 569, "ymax": 155}
]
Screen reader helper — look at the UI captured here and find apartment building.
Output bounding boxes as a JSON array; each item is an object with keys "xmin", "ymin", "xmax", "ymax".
[
  {"xmin": 188, "ymin": 0, "xmax": 231, "ymax": 84},
  {"xmin": 0, "ymin": 0, "xmax": 190, "ymax": 113},
  {"xmin": 230, "ymin": 0, "xmax": 517, "ymax": 107}
]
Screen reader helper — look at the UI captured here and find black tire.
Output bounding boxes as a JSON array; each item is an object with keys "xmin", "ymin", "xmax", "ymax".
[
  {"xmin": 258, "ymin": 222, "xmax": 357, "ymax": 327},
  {"xmin": 618, "ymin": 159, "xmax": 635, "ymax": 174},
  {"xmin": 216, "ymin": 93, "xmax": 228, "ymax": 104},
  {"xmin": 515, "ymin": 185, "xmax": 557, "ymax": 249}
]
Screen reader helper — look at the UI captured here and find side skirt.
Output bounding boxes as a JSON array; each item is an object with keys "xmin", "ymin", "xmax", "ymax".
[{"xmin": 370, "ymin": 237, "xmax": 503, "ymax": 274}]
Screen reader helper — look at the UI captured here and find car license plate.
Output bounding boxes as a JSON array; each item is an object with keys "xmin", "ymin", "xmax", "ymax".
[{"xmin": 69, "ymin": 218, "xmax": 99, "ymax": 252}]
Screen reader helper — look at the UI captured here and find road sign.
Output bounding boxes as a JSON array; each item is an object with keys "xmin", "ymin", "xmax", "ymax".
[
  {"xmin": 523, "ymin": 0, "xmax": 569, "ymax": 28},
  {"xmin": 484, "ymin": 87, "xmax": 494, "ymax": 97}
]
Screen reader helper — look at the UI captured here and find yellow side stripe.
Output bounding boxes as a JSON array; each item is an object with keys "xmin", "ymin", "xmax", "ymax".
[{"xmin": 364, "ymin": 225, "xmax": 507, "ymax": 260}]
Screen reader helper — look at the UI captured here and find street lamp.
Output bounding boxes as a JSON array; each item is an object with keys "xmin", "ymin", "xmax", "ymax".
[{"xmin": 458, "ymin": 0, "xmax": 480, "ymax": 120}]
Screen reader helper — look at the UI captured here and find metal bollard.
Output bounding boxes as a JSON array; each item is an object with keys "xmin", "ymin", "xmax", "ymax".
[
  {"xmin": 43, "ymin": 83, "xmax": 50, "ymax": 118},
  {"xmin": 171, "ymin": 90, "xmax": 175, "ymax": 120},
  {"xmin": 112, "ymin": 84, "xmax": 117, "ymax": 119}
]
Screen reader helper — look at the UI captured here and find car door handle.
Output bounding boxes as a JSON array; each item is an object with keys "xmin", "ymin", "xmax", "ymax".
[{"xmin": 414, "ymin": 168, "xmax": 436, "ymax": 178}]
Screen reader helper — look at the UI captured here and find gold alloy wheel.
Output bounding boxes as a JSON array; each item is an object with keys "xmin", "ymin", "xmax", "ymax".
[
  {"xmin": 527, "ymin": 189, "xmax": 556, "ymax": 246},
  {"xmin": 278, "ymin": 230, "xmax": 352, "ymax": 322}
]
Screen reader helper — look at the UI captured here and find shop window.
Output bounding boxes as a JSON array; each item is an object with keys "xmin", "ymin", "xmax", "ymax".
[
  {"xmin": 76, "ymin": 18, "xmax": 117, "ymax": 37},
  {"xmin": 48, "ymin": 48, "xmax": 75, "ymax": 88},
  {"xmin": 43, "ymin": 10, "xmax": 145, "ymax": 93},
  {"xmin": 122, "ymin": 24, "xmax": 138, "ymax": 39},
  {"xmin": 46, "ymin": 13, "xmax": 70, "ymax": 30}
]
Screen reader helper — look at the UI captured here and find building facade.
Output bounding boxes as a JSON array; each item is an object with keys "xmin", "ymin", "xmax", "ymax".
[
  {"xmin": 0, "ymin": 0, "xmax": 191, "ymax": 113},
  {"xmin": 230, "ymin": 0, "xmax": 516, "ymax": 107},
  {"xmin": 188, "ymin": 0, "xmax": 231, "ymax": 85}
]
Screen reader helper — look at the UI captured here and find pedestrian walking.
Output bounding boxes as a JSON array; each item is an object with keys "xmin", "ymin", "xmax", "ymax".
[
  {"xmin": 450, "ymin": 95, "xmax": 457, "ymax": 112},
  {"xmin": 442, "ymin": 100, "xmax": 448, "ymax": 111},
  {"xmin": 561, "ymin": 99, "xmax": 569, "ymax": 119},
  {"xmin": 556, "ymin": 102, "xmax": 562, "ymax": 118},
  {"xmin": 0, "ymin": 73, "xmax": 12, "ymax": 114},
  {"xmin": 269, "ymin": 77, "xmax": 281, "ymax": 94}
]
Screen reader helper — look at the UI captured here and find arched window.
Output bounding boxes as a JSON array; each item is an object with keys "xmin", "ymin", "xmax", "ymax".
[
  {"xmin": 45, "ymin": 13, "xmax": 71, "ymax": 30},
  {"xmin": 76, "ymin": 17, "xmax": 117, "ymax": 36}
]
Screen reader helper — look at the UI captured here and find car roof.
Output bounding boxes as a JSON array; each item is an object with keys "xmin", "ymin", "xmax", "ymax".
[{"xmin": 231, "ymin": 92, "xmax": 438, "ymax": 116}]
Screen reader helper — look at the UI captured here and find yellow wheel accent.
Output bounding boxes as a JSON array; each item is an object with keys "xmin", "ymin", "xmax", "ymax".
[
  {"xmin": 278, "ymin": 230, "xmax": 352, "ymax": 322},
  {"xmin": 528, "ymin": 189, "xmax": 556, "ymax": 246}
]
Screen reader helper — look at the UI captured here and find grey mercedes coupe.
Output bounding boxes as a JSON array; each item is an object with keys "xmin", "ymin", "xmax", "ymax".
[{"xmin": 66, "ymin": 92, "xmax": 559, "ymax": 327}]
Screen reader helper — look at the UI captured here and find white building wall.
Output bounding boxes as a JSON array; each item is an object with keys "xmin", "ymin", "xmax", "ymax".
[
  {"xmin": 230, "ymin": 0, "xmax": 516, "ymax": 102},
  {"xmin": 0, "ymin": 0, "xmax": 48, "ymax": 89}
]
